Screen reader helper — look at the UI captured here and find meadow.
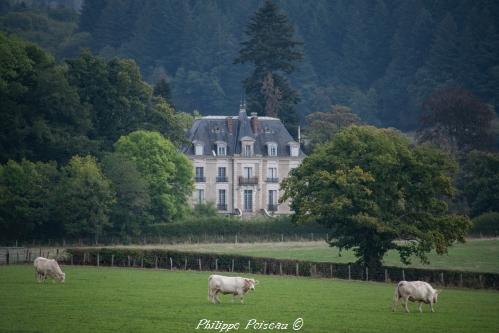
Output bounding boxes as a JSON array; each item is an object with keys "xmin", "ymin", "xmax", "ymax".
[
  {"xmin": 1, "ymin": 265, "xmax": 498, "ymax": 333},
  {"xmin": 126, "ymin": 238, "xmax": 499, "ymax": 273}
]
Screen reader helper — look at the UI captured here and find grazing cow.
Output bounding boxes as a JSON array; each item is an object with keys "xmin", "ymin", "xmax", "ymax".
[
  {"xmin": 392, "ymin": 281, "xmax": 441, "ymax": 313},
  {"xmin": 208, "ymin": 274, "xmax": 259, "ymax": 304},
  {"xmin": 34, "ymin": 257, "xmax": 65, "ymax": 283}
]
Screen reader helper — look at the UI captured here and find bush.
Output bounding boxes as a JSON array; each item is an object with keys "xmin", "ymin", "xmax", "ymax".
[
  {"xmin": 145, "ymin": 215, "xmax": 329, "ymax": 240},
  {"xmin": 471, "ymin": 212, "xmax": 499, "ymax": 236}
]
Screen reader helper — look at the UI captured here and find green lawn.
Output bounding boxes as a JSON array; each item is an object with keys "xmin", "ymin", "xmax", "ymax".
[
  {"xmin": 0, "ymin": 265, "xmax": 498, "ymax": 333},
  {"xmin": 125, "ymin": 238, "xmax": 499, "ymax": 273}
]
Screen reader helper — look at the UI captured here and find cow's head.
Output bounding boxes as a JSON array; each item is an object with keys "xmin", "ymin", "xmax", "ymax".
[
  {"xmin": 244, "ymin": 278, "xmax": 257, "ymax": 291},
  {"xmin": 58, "ymin": 272, "xmax": 66, "ymax": 283},
  {"xmin": 433, "ymin": 289, "xmax": 441, "ymax": 303}
]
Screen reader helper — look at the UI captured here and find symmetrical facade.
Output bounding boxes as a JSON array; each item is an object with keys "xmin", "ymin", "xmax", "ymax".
[{"xmin": 183, "ymin": 104, "xmax": 304, "ymax": 216}]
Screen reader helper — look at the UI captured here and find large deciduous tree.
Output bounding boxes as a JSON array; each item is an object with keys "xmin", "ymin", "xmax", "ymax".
[
  {"xmin": 281, "ymin": 125, "xmax": 471, "ymax": 269},
  {"xmin": 461, "ymin": 150, "xmax": 499, "ymax": 217},
  {"xmin": 0, "ymin": 32, "xmax": 93, "ymax": 164},
  {"xmin": 101, "ymin": 153, "xmax": 151, "ymax": 237},
  {"xmin": 54, "ymin": 155, "xmax": 115, "ymax": 242},
  {"xmin": 418, "ymin": 87, "xmax": 495, "ymax": 152},
  {"xmin": 0, "ymin": 159, "xmax": 59, "ymax": 241},
  {"xmin": 114, "ymin": 130, "xmax": 193, "ymax": 223},
  {"xmin": 235, "ymin": 0, "xmax": 302, "ymax": 136},
  {"xmin": 304, "ymin": 105, "xmax": 360, "ymax": 152}
]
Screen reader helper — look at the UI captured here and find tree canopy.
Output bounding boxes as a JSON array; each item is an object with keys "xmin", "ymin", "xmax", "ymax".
[
  {"xmin": 281, "ymin": 126, "xmax": 471, "ymax": 269},
  {"xmin": 114, "ymin": 130, "xmax": 193, "ymax": 223}
]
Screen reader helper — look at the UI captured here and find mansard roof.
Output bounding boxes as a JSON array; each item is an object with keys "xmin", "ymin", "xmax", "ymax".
[{"xmin": 183, "ymin": 106, "xmax": 304, "ymax": 157}]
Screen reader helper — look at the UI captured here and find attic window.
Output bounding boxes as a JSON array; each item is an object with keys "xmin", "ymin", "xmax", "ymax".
[
  {"xmin": 194, "ymin": 142, "xmax": 204, "ymax": 155},
  {"xmin": 214, "ymin": 127, "xmax": 221, "ymax": 133},
  {"xmin": 267, "ymin": 142, "xmax": 278, "ymax": 157},
  {"xmin": 265, "ymin": 127, "xmax": 272, "ymax": 133}
]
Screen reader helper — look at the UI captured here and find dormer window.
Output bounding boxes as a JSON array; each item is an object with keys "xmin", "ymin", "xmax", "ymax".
[
  {"xmin": 288, "ymin": 142, "xmax": 299, "ymax": 157},
  {"xmin": 216, "ymin": 141, "xmax": 227, "ymax": 156},
  {"xmin": 244, "ymin": 144, "xmax": 253, "ymax": 157},
  {"xmin": 193, "ymin": 141, "xmax": 204, "ymax": 156},
  {"xmin": 267, "ymin": 142, "xmax": 278, "ymax": 157},
  {"xmin": 240, "ymin": 136, "xmax": 255, "ymax": 157}
]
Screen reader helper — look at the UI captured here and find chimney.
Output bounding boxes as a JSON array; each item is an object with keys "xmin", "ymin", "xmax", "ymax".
[
  {"xmin": 226, "ymin": 117, "xmax": 233, "ymax": 134},
  {"xmin": 250, "ymin": 112, "xmax": 259, "ymax": 133}
]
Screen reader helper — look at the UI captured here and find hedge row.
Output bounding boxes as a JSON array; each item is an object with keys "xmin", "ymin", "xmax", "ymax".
[
  {"xmin": 64, "ymin": 247, "xmax": 499, "ymax": 290},
  {"xmin": 144, "ymin": 217, "xmax": 329, "ymax": 238}
]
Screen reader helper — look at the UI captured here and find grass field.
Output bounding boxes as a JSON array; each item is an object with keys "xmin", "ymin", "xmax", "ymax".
[
  {"xmin": 1, "ymin": 265, "xmax": 498, "ymax": 333},
  {"xmin": 126, "ymin": 238, "xmax": 499, "ymax": 273}
]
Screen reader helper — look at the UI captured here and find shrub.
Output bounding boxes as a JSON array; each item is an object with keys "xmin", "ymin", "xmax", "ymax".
[{"xmin": 471, "ymin": 212, "xmax": 499, "ymax": 236}]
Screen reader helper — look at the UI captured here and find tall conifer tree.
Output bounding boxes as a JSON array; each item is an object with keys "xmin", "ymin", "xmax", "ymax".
[{"xmin": 235, "ymin": 0, "xmax": 302, "ymax": 136}]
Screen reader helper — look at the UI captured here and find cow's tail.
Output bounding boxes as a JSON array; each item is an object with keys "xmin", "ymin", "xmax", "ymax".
[{"xmin": 208, "ymin": 275, "xmax": 213, "ymax": 301}]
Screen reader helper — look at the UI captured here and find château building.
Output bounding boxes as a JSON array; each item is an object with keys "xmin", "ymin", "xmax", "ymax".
[{"xmin": 183, "ymin": 103, "xmax": 304, "ymax": 217}]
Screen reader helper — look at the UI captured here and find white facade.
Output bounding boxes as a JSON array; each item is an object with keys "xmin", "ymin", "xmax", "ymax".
[{"xmin": 185, "ymin": 106, "xmax": 304, "ymax": 216}]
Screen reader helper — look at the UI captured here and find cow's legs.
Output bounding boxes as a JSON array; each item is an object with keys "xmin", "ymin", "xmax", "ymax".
[
  {"xmin": 429, "ymin": 301, "xmax": 434, "ymax": 313},
  {"xmin": 392, "ymin": 298, "xmax": 399, "ymax": 312},
  {"xmin": 208, "ymin": 288, "xmax": 214, "ymax": 302},
  {"xmin": 418, "ymin": 302, "xmax": 423, "ymax": 313},
  {"xmin": 403, "ymin": 297, "xmax": 410, "ymax": 313},
  {"xmin": 214, "ymin": 291, "xmax": 221, "ymax": 304}
]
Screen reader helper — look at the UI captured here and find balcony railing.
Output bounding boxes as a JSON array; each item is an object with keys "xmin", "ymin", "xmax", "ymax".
[
  {"xmin": 266, "ymin": 177, "xmax": 279, "ymax": 183},
  {"xmin": 239, "ymin": 176, "xmax": 258, "ymax": 185},
  {"xmin": 267, "ymin": 204, "xmax": 278, "ymax": 212},
  {"xmin": 195, "ymin": 176, "xmax": 206, "ymax": 182},
  {"xmin": 216, "ymin": 176, "xmax": 228, "ymax": 182},
  {"xmin": 217, "ymin": 203, "xmax": 227, "ymax": 211}
]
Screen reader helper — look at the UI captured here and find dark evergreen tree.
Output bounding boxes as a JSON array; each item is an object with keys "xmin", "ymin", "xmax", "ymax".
[
  {"xmin": 153, "ymin": 78, "xmax": 172, "ymax": 102},
  {"xmin": 235, "ymin": 0, "xmax": 302, "ymax": 136}
]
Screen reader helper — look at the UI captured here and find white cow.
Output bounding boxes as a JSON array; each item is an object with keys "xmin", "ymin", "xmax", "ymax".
[
  {"xmin": 34, "ymin": 257, "xmax": 65, "ymax": 283},
  {"xmin": 392, "ymin": 281, "xmax": 441, "ymax": 313},
  {"xmin": 208, "ymin": 274, "xmax": 259, "ymax": 304}
]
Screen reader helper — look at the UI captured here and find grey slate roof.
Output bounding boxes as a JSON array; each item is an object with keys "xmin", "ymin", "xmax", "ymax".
[{"xmin": 183, "ymin": 106, "xmax": 304, "ymax": 157}]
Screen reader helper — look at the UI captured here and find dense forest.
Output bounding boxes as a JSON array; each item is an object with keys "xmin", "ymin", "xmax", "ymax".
[
  {"xmin": 1, "ymin": 0, "xmax": 498, "ymax": 243},
  {"xmin": 1, "ymin": 0, "xmax": 498, "ymax": 131}
]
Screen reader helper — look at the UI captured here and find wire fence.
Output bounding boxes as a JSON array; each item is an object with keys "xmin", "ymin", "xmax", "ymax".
[
  {"xmin": 0, "ymin": 233, "xmax": 329, "ymax": 247},
  {"xmin": 3, "ymin": 246, "xmax": 497, "ymax": 290},
  {"xmin": 59, "ymin": 248, "xmax": 499, "ymax": 290}
]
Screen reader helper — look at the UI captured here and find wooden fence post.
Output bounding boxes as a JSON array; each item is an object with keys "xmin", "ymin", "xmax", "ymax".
[
  {"xmin": 279, "ymin": 262, "xmax": 283, "ymax": 275},
  {"xmin": 111, "ymin": 255, "xmax": 114, "ymax": 267},
  {"xmin": 70, "ymin": 254, "xmax": 73, "ymax": 265},
  {"xmin": 402, "ymin": 269, "xmax": 405, "ymax": 281},
  {"xmin": 215, "ymin": 259, "xmax": 218, "ymax": 271},
  {"xmin": 460, "ymin": 273, "xmax": 463, "ymax": 287},
  {"xmin": 281, "ymin": 234, "xmax": 284, "ymax": 242},
  {"xmin": 97, "ymin": 253, "xmax": 100, "ymax": 267},
  {"xmin": 296, "ymin": 263, "xmax": 299, "ymax": 276},
  {"xmin": 128, "ymin": 256, "xmax": 131, "ymax": 267},
  {"xmin": 184, "ymin": 258, "xmax": 187, "ymax": 270},
  {"xmin": 385, "ymin": 269, "xmax": 388, "ymax": 282},
  {"xmin": 170, "ymin": 257, "xmax": 173, "ymax": 270},
  {"xmin": 330, "ymin": 264, "xmax": 333, "ymax": 278},
  {"xmin": 141, "ymin": 257, "xmax": 144, "ymax": 268},
  {"xmin": 6, "ymin": 250, "xmax": 9, "ymax": 265},
  {"xmin": 155, "ymin": 256, "xmax": 158, "ymax": 269},
  {"xmin": 231, "ymin": 259, "xmax": 235, "ymax": 272},
  {"xmin": 440, "ymin": 272, "xmax": 444, "ymax": 285},
  {"xmin": 16, "ymin": 251, "xmax": 19, "ymax": 264},
  {"xmin": 198, "ymin": 258, "xmax": 202, "ymax": 271},
  {"xmin": 235, "ymin": 234, "xmax": 238, "ymax": 244},
  {"xmin": 248, "ymin": 260, "xmax": 251, "ymax": 273},
  {"xmin": 348, "ymin": 265, "xmax": 351, "ymax": 280}
]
